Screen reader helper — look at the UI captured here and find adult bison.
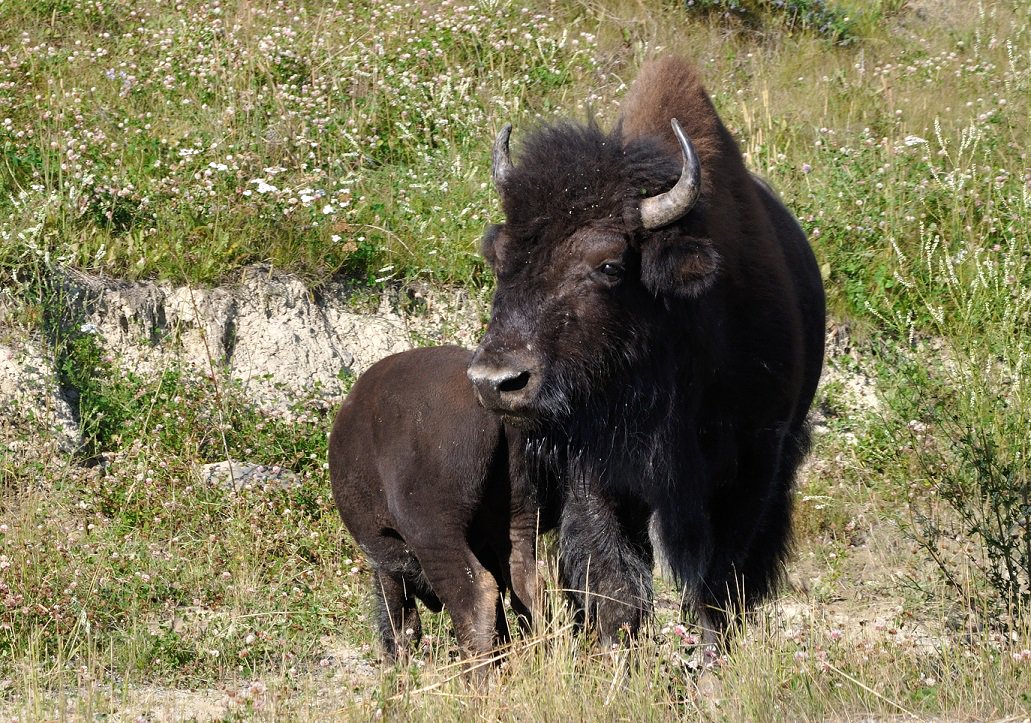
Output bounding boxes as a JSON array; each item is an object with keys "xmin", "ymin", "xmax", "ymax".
[
  {"xmin": 467, "ymin": 56, "xmax": 825, "ymax": 644},
  {"xmin": 328, "ymin": 346, "xmax": 548, "ymax": 663}
]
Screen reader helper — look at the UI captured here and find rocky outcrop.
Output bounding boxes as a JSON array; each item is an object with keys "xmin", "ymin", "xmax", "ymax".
[
  {"xmin": 0, "ymin": 268, "xmax": 486, "ymax": 455},
  {"xmin": 63, "ymin": 267, "xmax": 485, "ymax": 408},
  {"xmin": 1, "ymin": 268, "xmax": 874, "ymax": 466},
  {"xmin": 0, "ymin": 333, "xmax": 80, "ymax": 455}
]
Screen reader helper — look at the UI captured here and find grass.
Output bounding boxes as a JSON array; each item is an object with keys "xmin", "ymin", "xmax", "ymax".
[
  {"xmin": 0, "ymin": 0, "xmax": 599, "ymax": 287},
  {"xmin": 2, "ymin": 363, "xmax": 355, "ymax": 682},
  {"xmin": 2, "ymin": 0, "xmax": 1031, "ymax": 719}
]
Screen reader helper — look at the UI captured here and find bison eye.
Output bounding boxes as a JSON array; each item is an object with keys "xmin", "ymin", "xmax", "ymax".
[{"xmin": 597, "ymin": 261, "xmax": 625, "ymax": 279}]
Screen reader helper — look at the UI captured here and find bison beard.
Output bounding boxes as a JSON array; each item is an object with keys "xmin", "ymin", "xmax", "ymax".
[{"xmin": 468, "ymin": 56, "xmax": 826, "ymax": 645}]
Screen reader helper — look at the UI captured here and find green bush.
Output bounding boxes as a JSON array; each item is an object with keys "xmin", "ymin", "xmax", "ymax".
[
  {"xmin": 874, "ymin": 129, "xmax": 1031, "ymax": 619},
  {"xmin": 685, "ymin": 0, "xmax": 857, "ymax": 43}
]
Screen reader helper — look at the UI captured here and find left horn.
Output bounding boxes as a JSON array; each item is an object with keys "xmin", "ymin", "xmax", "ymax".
[
  {"xmin": 492, "ymin": 123, "xmax": 514, "ymax": 193},
  {"xmin": 639, "ymin": 118, "xmax": 701, "ymax": 229}
]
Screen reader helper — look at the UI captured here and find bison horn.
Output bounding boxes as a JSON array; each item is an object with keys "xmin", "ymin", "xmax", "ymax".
[
  {"xmin": 492, "ymin": 123, "xmax": 514, "ymax": 192},
  {"xmin": 639, "ymin": 118, "xmax": 702, "ymax": 229}
]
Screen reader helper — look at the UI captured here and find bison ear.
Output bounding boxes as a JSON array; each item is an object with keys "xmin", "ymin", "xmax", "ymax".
[
  {"xmin": 640, "ymin": 234, "xmax": 720, "ymax": 298},
  {"xmin": 480, "ymin": 224, "xmax": 503, "ymax": 268}
]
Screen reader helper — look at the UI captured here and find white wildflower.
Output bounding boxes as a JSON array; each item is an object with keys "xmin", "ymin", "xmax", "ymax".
[{"xmin": 251, "ymin": 179, "xmax": 278, "ymax": 194}]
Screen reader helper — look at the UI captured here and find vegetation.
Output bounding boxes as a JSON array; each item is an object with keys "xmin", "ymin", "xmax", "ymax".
[
  {"xmin": 0, "ymin": 0, "xmax": 596, "ymax": 286},
  {"xmin": 684, "ymin": 0, "xmax": 864, "ymax": 44},
  {"xmin": 1, "ymin": 0, "xmax": 1030, "ymax": 719}
]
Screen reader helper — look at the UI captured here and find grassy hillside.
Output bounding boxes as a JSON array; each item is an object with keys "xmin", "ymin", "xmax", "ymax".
[{"xmin": 1, "ymin": 0, "xmax": 1029, "ymax": 719}]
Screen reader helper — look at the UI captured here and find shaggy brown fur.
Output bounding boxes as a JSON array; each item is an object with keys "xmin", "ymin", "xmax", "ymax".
[{"xmin": 621, "ymin": 56, "xmax": 741, "ymax": 187}]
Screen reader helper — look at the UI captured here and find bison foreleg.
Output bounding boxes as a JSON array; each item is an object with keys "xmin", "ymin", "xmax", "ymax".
[
  {"xmin": 506, "ymin": 510, "xmax": 541, "ymax": 634},
  {"xmin": 650, "ymin": 492, "xmax": 721, "ymax": 638},
  {"xmin": 559, "ymin": 487, "xmax": 653, "ymax": 644}
]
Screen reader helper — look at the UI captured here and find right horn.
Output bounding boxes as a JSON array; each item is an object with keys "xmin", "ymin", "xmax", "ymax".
[
  {"xmin": 492, "ymin": 123, "xmax": 514, "ymax": 193},
  {"xmin": 639, "ymin": 118, "xmax": 702, "ymax": 230}
]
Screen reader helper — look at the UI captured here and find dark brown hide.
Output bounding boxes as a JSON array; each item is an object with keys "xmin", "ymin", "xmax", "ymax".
[
  {"xmin": 328, "ymin": 346, "xmax": 543, "ymax": 663},
  {"xmin": 468, "ymin": 56, "xmax": 826, "ymax": 643}
]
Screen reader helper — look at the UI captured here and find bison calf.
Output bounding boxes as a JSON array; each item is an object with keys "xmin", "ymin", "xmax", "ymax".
[{"xmin": 328, "ymin": 345, "xmax": 543, "ymax": 663}]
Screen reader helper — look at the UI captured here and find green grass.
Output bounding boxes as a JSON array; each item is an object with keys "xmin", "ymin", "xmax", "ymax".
[
  {"xmin": 2, "ymin": 356, "xmax": 358, "ymax": 685},
  {"xmin": 0, "ymin": 0, "xmax": 599, "ymax": 286},
  {"xmin": 2, "ymin": 0, "xmax": 1031, "ymax": 719}
]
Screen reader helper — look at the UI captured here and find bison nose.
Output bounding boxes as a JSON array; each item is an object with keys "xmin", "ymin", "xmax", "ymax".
[{"xmin": 467, "ymin": 358, "xmax": 539, "ymax": 413}]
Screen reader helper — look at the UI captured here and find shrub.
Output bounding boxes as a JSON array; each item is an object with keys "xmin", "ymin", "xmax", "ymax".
[
  {"xmin": 684, "ymin": 0, "xmax": 858, "ymax": 43},
  {"xmin": 874, "ymin": 122, "xmax": 1031, "ymax": 619}
]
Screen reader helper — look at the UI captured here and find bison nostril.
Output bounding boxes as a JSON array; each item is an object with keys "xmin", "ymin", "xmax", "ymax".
[{"xmin": 498, "ymin": 370, "xmax": 531, "ymax": 393}]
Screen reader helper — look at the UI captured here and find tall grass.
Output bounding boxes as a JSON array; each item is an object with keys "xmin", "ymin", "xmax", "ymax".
[{"xmin": 875, "ymin": 131, "xmax": 1031, "ymax": 618}]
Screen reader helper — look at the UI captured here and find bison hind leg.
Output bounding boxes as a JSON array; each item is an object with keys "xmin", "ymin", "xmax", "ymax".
[
  {"xmin": 495, "ymin": 593, "xmax": 512, "ymax": 646},
  {"xmin": 690, "ymin": 424, "xmax": 813, "ymax": 645},
  {"xmin": 372, "ymin": 569, "xmax": 427, "ymax": 661},
  {"xmin": 737, "ymin": 423, "xmax": 812, "ymax": 603}
]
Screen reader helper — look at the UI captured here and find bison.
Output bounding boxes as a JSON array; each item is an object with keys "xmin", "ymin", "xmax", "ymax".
[
  {"xmin": 467, "ymin": 56, "xmax": 825, "ymax": 645},
  {"xmin": 328, "ymin": 345, "xmax": 547, "ymax": 663}
]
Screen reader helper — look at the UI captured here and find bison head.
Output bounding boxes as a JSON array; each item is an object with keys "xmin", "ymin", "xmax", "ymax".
[{"xmin": 468, "ymin": 119, "xmax": 720, "ymax": 423}]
